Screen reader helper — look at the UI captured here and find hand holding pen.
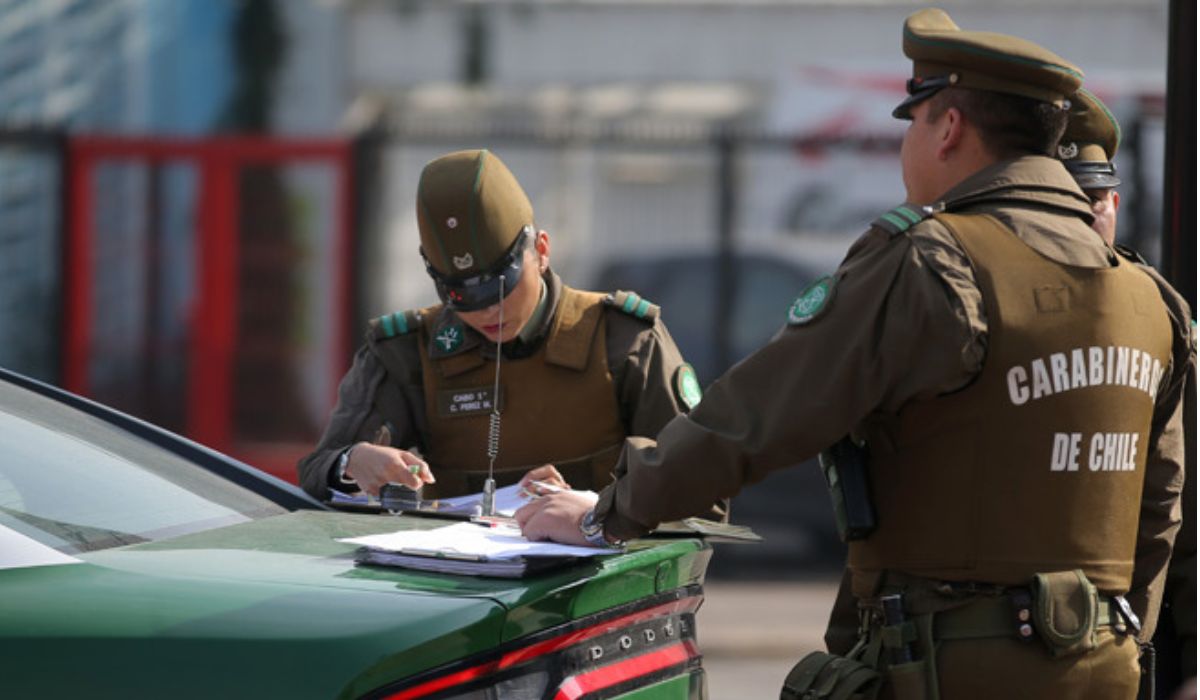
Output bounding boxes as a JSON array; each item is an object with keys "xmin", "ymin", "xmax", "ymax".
[
  {"xmin": 343, "ymin": 425, "xmax": 436, "ymax": 498},
  {"xmin": 517, "ymin": 465, "xmax": 571, "ymax": 498}
]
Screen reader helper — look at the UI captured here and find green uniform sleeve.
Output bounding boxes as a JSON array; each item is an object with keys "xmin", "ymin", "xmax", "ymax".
[
  {"xmin": 1127, "ymin": 270, "xmax": 1194, "ymax": 641},
  {"xmin": 605, "ymin": 310, "xmax": 729, "ymax": 522},
  {"xmin": 594, "ymin": 224, "xmax": 984, "ymax": 540},
  {"xmin": 606, "ymin": 312, "xmax": 693, "ymax": 435},
  {"xmin": 296, "ymin": 342, "xmax": 425, "ymax": 499}
]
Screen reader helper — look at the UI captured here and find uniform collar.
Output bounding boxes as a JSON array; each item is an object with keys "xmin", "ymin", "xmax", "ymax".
[
  {"xmin": 503, "ymin": 270, "xmax": 561, "ymax": 359},
  {"xmin": 937, "ymin": 155, "xmax": 1095, "ymax": 219},
  {"xmin": 935, "ymin": 156, "xmax": 1115, "ymax": 269},
  {"xmin": 516, "ymin": 276, "xmax": 550, "ymax": 346}
]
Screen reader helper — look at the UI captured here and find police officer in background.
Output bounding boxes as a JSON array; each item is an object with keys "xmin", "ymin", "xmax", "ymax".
[
  {"xmin": 518, "ymin": 9, "xmax": 1192, "ymax": 699},
  {"xmin": 1056, "ymin": 87, "xmax": 1126, "ymax": 246},
  {"xmin": 1059, "ymin": 88, "xmax": 1198, "ymax": 697},
  {"xmin": 298, "ymin": 149, "xmax": 710, "ymax": 504}
]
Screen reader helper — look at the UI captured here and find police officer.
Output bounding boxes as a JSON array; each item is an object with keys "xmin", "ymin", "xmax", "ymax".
[
  {"xmin": 1059, "ymin": 88, "xmax": 1198, "ymax": 695},
  {"xmin": 518, "ymin": 9, "xmax": 1192, "ymax": 699},
  {"xmin": 298, "ymin": 149, "xmax": 709, "ymax": 503},
  {"xmin": 1056, "ymin": 87, "xmax": 1124, "ymax": 245}
]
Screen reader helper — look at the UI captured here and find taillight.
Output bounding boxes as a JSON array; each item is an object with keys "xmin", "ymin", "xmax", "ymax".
[{"xmin": 370, "ymin": 588, "xmax": 704, "ymax": 700}]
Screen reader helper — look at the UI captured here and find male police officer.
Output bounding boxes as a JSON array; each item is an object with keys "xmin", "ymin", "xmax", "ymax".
[
  {"xmin": 518, "ymin": 9, "xmax": 1191, "ymax": 698},
  {"xmin": 1056, "ymin": 87, "xmax": 1124, "ymax": 246},
  {"xmin": 1059, "ymin": 88, "xmax": 1198, "ymax": 694},
  {"xmin": 298, "ymin": 149, "xmax": 707, "ymax": 502}
]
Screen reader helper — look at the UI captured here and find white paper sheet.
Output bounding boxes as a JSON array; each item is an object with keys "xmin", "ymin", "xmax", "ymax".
[
  {"xmin": 331, "ymin": 482, "xmax": 583, "ymax": 518},
  {"xmin": 339, "ymin": 520, "xmax": 618, "ymax": 559},
  {"xmin": 432, "ymin": 483, "xmax": 541, "ymax": 517}
]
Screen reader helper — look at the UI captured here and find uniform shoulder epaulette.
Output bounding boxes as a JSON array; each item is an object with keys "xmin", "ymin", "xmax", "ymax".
[
  {"xmin": 872, "ymin": 203, "xmax": 932, "ymax": 236},
  {"xmin": 605, "ymin": 290, "xmax": 660, "ymax": 323},
  {"xmin": 1113, "ymin": 243, "xmax": 1148, "ymax": 266},
  {"xmin": 369, "ymin": 309, "xmax": 422, "ymax": 341}
]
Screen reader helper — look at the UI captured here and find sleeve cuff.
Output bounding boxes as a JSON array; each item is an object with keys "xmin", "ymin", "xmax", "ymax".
[
  {"xmin": 326, "ymin": 447, "xmax": 359, "ymax": 491},
  {"xmin": 592, "ymin": 482, "xmax": 653, "ymax": 542}
]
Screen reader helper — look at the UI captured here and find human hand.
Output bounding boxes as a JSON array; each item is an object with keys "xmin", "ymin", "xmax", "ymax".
[
  {"xmin": 515, "ymin": 491, "xmax": 598, "ymax": 546},
  {"xmin": 345, "ymin": 443, "xmax": 435, "ymax": 497},
  {"xmin": 518, "ymin": 464, "xmax": 571, "ymax": 496}
]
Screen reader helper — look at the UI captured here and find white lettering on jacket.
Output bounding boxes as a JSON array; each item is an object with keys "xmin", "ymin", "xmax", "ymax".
[
  {"xmin": 1050, "ymin": 432, "xmax": 1139, "ymax": 473},
  {"xmin": 1008, "ymin": 345, "xmax": 1163, "ymax": 406}
]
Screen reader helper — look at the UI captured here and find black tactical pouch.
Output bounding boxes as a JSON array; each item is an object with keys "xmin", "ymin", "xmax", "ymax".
[
  {"xmin": 819, "ymin": 437, "xmax": 877, "ymax": 542},
  {"xmin": 1030, "ymin": 570, "xmax": 1100, "ymax": 658},
  {"xmin": 780, "ymin": 651, "xmax": 880, "ymax": 700}
]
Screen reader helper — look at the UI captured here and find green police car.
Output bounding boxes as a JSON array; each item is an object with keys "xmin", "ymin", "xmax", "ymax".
[{"xmin": 0, "ymin": 368, "xmax": 711, "ymax": 699}]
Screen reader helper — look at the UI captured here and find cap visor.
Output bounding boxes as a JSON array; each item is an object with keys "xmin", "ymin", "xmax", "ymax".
[
  {"xmin": 892, "ymin": 88, "xmax": 940, "ymax": 120},
  {"xmin": 1075, "ymin": 173, "xmax": 1122, "ymax": 190}
]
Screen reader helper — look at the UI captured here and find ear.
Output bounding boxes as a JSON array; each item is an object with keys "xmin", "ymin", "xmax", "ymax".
[
  {"xmin": 535, "ymin": 230, "xmax": 551, "ymax": 271},
  {"xmin": 1110, "ymin": 190, "xmax": 1121, "ymax": 212},
  {"xmin": 935, "ymin": 106, "xmax": 965, "ymax": 161}
]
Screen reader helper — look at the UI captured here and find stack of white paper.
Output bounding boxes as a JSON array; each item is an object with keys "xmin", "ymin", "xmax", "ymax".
[{"xmin": 340, "ymin": 521, "xmax": 619, "ymax": 578}]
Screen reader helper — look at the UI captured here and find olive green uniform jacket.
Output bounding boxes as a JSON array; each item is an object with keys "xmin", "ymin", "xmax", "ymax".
[
  {"xmin": 1121, "ymin": 248, "xmax": 1197, "ymax": 668},
  {"xmin": 593, "ymin": 156, "xmax": 1193, "ymax": 641},
  {"xmin": 298, "ymin": 271, "xmax": 699, "ymax": 502}
]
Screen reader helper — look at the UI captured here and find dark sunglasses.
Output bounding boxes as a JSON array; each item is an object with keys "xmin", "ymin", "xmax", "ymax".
[{"xmin": 422, "ymin": 227, "xmax": 533, "ymax": 312}]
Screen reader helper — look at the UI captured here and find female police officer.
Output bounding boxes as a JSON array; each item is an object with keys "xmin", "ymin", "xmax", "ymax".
[{"xmin": 298, "ymin": 149, "xmax": 708, "ymax": 504}]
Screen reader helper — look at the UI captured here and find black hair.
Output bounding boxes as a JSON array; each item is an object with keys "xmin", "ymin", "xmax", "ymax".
[{"xmin": 925, "ymin": 87, "xmax": 1068, "ymax": 159}]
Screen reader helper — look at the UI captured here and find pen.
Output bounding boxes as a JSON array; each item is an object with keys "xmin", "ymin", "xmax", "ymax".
[
  {"xmin": 470, "ymin": 515, "xmax": 518, "ymax": 529},
  {"xmin": 523, "ymin": 479, "xmax": 566, "ymax": 496}
]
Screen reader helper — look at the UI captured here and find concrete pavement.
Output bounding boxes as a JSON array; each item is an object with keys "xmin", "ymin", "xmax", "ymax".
[{"xmin": 696, "ymin": 578, "xmax": 842, "ymax": 698}]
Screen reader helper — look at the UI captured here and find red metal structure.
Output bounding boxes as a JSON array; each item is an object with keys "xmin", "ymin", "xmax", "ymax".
[{"xmin": 63, "ymin": 136, "xmax": 353, "ymax": 482}]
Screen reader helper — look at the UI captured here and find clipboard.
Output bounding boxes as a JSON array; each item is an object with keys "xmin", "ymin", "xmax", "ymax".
[{"xmin": 354, "ymin": 547, "xmax": 581, "ymax": 578}]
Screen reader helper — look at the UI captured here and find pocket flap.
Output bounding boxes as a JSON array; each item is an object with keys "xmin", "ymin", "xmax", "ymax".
[{"xmin": 1032, "ymin": 569, "xmax": 1098, "ymax": 650}]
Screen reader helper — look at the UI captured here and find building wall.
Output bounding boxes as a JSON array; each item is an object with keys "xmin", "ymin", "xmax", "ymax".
[
  {"xmin": 0, "ymin": 0, "xmax": 235, "ymax": 381},
  {"xmin": 341, "ymin": 0, "xmax": 1169, "ymax": 318},
  {"xmin": 345, "ymin": 1, "xmax": 1167, "ymax": 95}
]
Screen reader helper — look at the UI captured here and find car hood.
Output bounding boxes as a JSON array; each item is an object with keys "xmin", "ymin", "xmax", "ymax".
[{"xmin": 0, "ymin": 511, "xmax": 709, "ymax": 700}]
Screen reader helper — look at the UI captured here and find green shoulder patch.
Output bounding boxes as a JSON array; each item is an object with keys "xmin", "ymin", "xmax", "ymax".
[
  {"xmin": 606, "ymin": 290, "xmax": 660, "ymax": 323},
  {"xmin": 674, "ymin": 363, "xmax": 703, "ymax": 410},
  {"xmin": 432, "ymin": 322, "xmax": 466, "ymax": 354},
  {"xmin": 872, "ymin": 203, "xmax": 931, "ymax": 236},
  {"xmin": 787, "ymin": 276, "xmax": 836, "ymax": 326},
  {"xmin": 371, "ymin": 309, "xmax": 421, "ymax": 341}
]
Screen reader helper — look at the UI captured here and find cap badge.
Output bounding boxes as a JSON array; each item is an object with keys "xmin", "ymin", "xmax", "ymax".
[
  {"xmin": 446, "ymin": 217, "xmax": 458, "ymax": 229},
  {"xmin": 452, "ymin": 253, "xmax": 474, "ymax": 270},
  {"xmin": 1057, "ymin": 142, "xmax": 1079, "ymax": 160},
  {"xmin": 435, "ymin": 324, "xmax": 464, "ymax": 353}
]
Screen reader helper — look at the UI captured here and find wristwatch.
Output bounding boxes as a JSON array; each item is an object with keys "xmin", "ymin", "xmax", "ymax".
[
  {"xmin": 579, "ymin": 508, "xmax": 621, "ymax": 548},
  {"xmin": 334, "ymin": 445, "xmax": 359, "ymax": 486}
]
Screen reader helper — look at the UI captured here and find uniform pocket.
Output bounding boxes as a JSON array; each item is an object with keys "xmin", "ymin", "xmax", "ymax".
[
  {"xmin": 1031, "ymin": 569, "xmax": 1099, "ymax": 658},
  {"xmin": 780, "ymin": 651, "xmax": 880, "ymax": 700}
]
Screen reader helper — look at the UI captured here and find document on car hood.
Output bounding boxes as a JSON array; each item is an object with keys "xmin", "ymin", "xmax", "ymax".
[
  {"xmin": 329, "ymin": 483, "xmax": 554, "ymax": 517},
  {"xmin": 338, "ymin": 520, "xmax": 621, "ymax": 559}
]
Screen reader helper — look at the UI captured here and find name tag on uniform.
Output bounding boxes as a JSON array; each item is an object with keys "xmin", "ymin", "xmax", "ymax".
[{"xmin": 437, "ymin": 386, "xmax": 503, "ymax": 418}]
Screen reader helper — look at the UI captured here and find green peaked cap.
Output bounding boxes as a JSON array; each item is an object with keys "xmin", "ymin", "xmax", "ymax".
[
  {"xmin": 1058, "ymin": 87, "xmax": 1122, "ymax": 189},
  {"xmin": 416, "ymin": 149, "xmax": 534, "ymax": 279},
  {"xmin": 894, "ymin": 7, "xmax": 1083, "ymax": 118}
]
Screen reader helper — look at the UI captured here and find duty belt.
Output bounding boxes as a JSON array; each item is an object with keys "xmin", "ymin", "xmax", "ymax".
[{"xmin": 931, "ymin": 591, "xmax": 1133, "ymax": 642}]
